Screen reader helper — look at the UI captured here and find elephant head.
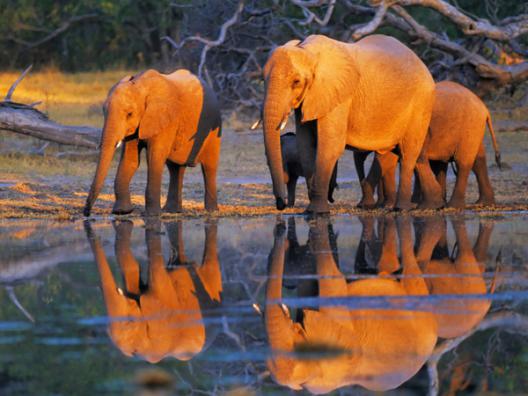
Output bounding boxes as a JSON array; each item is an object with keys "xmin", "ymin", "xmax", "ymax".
[
  {"xmin": 417, "ymin": 218, "xmax": 498, "ymax": 338},
  {"xmin": 84, "ymin": 218, "xmax": 221, "ymax": 363},
  {"xmin": 264, "ymin": 216, "xmax": 437, "ymax": 393},
  {"xmin": 83, "ymin": 69, "xmax": 180, "ymax": 216},
  {"xmin": 261, "ymin": 36, "xmax": 358, "ymax": 209}
]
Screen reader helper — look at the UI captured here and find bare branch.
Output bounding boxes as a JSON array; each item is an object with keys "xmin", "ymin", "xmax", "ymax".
[
  {"xmin": 163, "ymin": 1, "xmax": 245, "ymax": 79},
  {"xmin": 5, "ymin": 64, "xmax": 33, "ymax": 101},
  {"xmin": 352, "ymin": 1, "xmax": 388, "ymax": 40},
  {"xmin": 396, "ymin": 0, "xmax": 528, "ymax": 41},
  {"xmin": 291, "ymin": 0, "xmax": 337, "ymax": 27}
]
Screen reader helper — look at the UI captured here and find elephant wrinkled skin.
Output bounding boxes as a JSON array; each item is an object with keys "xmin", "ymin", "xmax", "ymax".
[{"xmin": 84, "ymin": 69, "xmax": 222, "ymax": 217}]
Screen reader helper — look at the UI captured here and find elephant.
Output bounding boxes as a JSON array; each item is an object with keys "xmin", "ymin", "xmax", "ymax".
[
  {"xmin": 259, "ymin": 34, "xmax": 442, "ymax": 214},
  {"xmin": 358, "ymin": 81, "xmax": 501, "ymax": 209},
  {"xmin": 264, "ymin": 216, "xmax": 438, "ymax": 393},
  {"xmin": 281, "ymin": 132, "xmax": 338, "ymax": 207},
  {"xmin": 414, "ymin": 216, "xmax": 498, "ymax": 338},
  {"xmin": 83, "ymin": 68, "xmax": 222, "ymax": 217},
  {"xmin": 84, "ymin": 218, "xmax": 222, "ymax": 363}
]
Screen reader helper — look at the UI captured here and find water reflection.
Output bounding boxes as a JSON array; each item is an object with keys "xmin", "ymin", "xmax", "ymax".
[
  {"xmin": 264, "ymin": 215, "xmax": 497, "ymax": 394},
  {"xmin": 84, "ymin": 219, "xmax": 221, "ymax": 363}
]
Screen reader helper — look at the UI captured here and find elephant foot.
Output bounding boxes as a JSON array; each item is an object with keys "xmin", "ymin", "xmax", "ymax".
[
  {"xmin": 475, "ymin": 197, "xmax": 495, "ymax": 207},
  {"xmin": 394, "ymin": 200, "xmax": 416, "ymax": 211},
  {"xmin": 205, "ymin": 203, "xmax": 219, "ymax": 212},
  {"xmin": 356, "ymin": 199, "xmax": 376, "ymax": 209},
  {"xmin": 377, "ymin": 200, "xmax": 395, "ymax": 210},
  {"xmin": 112, "ymin": 202, "xmax": 134, "ymax": 215},
  {"xmin": 418, "ymin": 199, "xmax": 444, "ymax": 210},
  {"xmin": 305, "ymin": 201, "xmax": 330, "ymax": 215},
  {"xmin": 446, "ymin": 198, "xmax": 466, "ymax": 210},
  {"xmin": 163, "ymin": 204, "xmax": 183, "ymax": 213},
  {"xmin": 144, "ymin": 207, "xmax": 162, "ymax": 217}
]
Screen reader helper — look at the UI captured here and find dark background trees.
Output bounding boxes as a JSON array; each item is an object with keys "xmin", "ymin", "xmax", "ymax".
[{"xmin": 1, "ymin": 0, "xmax": 527, "ymax": 111}]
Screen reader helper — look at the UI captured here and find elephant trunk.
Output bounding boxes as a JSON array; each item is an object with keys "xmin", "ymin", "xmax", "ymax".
[
  {"xmin": 263, "ymin": 83, "xmax": 288, "ymax": 210},
  {"xmin": 84, "ymin": 119, "xmax": 120, "ymax": 216}
]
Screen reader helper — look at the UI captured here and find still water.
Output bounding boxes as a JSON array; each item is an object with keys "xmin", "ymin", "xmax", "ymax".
[{"xmin": 0, "ymin": 213, "xmax": 527, "ymax": 395}]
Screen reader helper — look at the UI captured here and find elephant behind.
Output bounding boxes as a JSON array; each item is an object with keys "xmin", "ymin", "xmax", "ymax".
[
  {"xmin": 281, "ymin": 132, "xmax": 338, "ymax": 207},
  {"xmin": 84, "ymin": 69, "xmax": 222, "ymax": 217}
]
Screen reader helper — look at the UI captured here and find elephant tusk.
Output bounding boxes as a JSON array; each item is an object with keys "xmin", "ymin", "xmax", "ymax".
[
  {"xmin": 280, "ymin": 303, "xmax": 290, "ymax": 318},
  {"xmin": 279, "ymin": 118, "xmax": 288, "ymax": 131},
  {"xmin": 115, "ymin": 140, "xmax": 123, "ymax": 149},
  {"xmin": 250, "ymin": 119, "xmax": 261, "ymax": 130},
  {"xmin": 252, "ymin": 303, "xmax": 263, "ymax": 316},
  {"xmin": 117, "ymin": 287, "xmax": 124, "ymax": 296}
]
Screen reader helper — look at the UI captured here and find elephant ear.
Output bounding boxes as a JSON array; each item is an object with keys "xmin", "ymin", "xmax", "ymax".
[
  {"xmin": 138, "ymin": 75, "xmax": 176, "ymax": 140},
  {"xmin": 300, "ymin": 35, "xmax": 359, "ymax": 122}
]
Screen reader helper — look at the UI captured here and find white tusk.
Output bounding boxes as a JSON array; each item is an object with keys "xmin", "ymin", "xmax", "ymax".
[
  {"xmin": 115, "ymin": 140, "xmax": 123, "ymax": 149},
  {"xmin": 252, "ymin": 303, "xmax": 262, "ymax": 316},
  {"xmin": 279, "ymin": 118, "xmax": 288, "ymax": 131},
  {"xmin": 280, "ymin": 303, "xmax": 290, "ymax": 318},
  {"xmin": 250, "ymin": 119, "xmax": 261, "ymax": 130},
  {"xmin": 117, "ymin": 287, "xmax": 124, "ymax": 296}
]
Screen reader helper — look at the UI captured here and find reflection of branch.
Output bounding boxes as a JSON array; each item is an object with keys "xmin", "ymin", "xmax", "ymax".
[
  {"xmin": 426, "ymin": 312, "xmax": 528, "ymax": 396},
  {"xmin": 163, "ymin": 1, "xmax": 245, "ymax": 82},
  {"xmin": 5, "ymin": 286, "xmax": 35, "ymax": 323}
]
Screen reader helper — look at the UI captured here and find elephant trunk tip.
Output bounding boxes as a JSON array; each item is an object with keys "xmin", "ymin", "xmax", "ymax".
[
  {"xmin": 276, "ymin": 197, "xmax": 286, "ymax": 211},
  {"xmin": 495, "ymin": 153, "xmax": 502, "ymax": 170}
]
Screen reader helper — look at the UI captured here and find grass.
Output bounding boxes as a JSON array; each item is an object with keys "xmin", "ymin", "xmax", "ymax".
[{"xmin": 0, "ymin": 69, "xmax": 527, "ymax": 220}]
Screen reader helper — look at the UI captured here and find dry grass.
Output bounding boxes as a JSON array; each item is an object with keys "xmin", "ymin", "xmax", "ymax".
[{"xmin": 0, "ymin": 69, "xmax": 527, "ymax": 220}]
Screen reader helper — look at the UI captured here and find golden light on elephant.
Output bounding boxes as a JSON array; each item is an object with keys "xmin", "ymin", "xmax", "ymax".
[
  {"xmin": 84, "ymin": 219, "xmax": 221, "ymax": 363},
  {"xmin": 84, "ymin": 69, "xmax": 222, "ymax": 217},
  {"xmin": 264, "ymin": 217, "xmax": 438, "ymax": 394},
  {"xmin": 261, "ymin": 34, "xmax": 443, "ymax": 213}
]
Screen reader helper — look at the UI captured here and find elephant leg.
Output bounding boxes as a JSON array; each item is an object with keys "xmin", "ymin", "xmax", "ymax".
[
  {"xmin": 295, "ymin": 109, "xmax": 316, "ymax": 197},
  {"xmin": 378, "ymin": 152, "xmax": 398, "ymax": 209},
  {"xmin": 328, "ymin": 162, "xmax": 338, "ymax": 203},
  {"xmin": 201, "ymin": 159, "xmax": 218, "ymax": 211},
  {"xmin": 354, "ymin": 151, "xmax": 375, "ymax": 208},
  {"xmin": 163, "ymin": 162, "xmax": 185, "ymax": 213},
  {"xmin": 414, "ymin": 143, "xmax": 444, "ymax": 210},
  {"xmin": 359, "ymin": 155, "xmax": 379, "ymax": 209},
  {"xmin": 431, "ymin": 161, "xmax": 448, "ymax": 202},
  {"xmin": 287, "ymin": 175, "xmax": 298, "ymax": 207},
  {"xmin": 376, "ymin": 176, "xmax": 385, "ymax": 206},
  {"xmin": 306, "ymin": 116, "xmax": 346, "ymax": 214},
  {"xmin": 447, "ymin": 161, "xmax": 471, "ymax": 209},
  {"xmin": 145, "ymin": 146, "xmax": 166, "ymax": 216},
  {"xmin": 113, "ymin": 139, "xmax": 141, "ymax": 215},
  {"xmin": 411, "ymin": 170, "xmax": 421, "ymax": 204},
  {"xmin": 473, "ymin": 143, "xmax": 495, "ymax": 206}
]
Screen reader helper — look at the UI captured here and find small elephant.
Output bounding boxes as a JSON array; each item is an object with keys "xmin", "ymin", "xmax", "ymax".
[
  {"xmin": 83, "ymin": 69, "xmax": 222, "ymax": 217},
  {"xmin": 357, "ymin": 81, "xmax": 501, "ymax": 209},
  {"xmin": 281, "ymin": 132, "xmax": 338, "ymax": 207}
]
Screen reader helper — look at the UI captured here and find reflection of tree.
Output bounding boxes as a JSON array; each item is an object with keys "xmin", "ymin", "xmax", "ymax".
[{"xmin": 84, "ymin": 219, "xmax": 221, "ymax": 363}]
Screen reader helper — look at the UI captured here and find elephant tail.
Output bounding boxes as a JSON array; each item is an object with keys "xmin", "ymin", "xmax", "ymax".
[{"xmin": 486, "ymin": 112, "xmax": 501, "ymax": 170}]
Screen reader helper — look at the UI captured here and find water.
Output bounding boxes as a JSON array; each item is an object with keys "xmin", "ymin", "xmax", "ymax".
[{"xmin": 0, "ymin": 213, "xmax": 527, "ymax": 395}]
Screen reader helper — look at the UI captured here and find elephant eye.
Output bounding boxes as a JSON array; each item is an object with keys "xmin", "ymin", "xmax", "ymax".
[
  {"xmin": 126, "ymin": 112, "xmax": 133, "ymax": 119},
  {"xmin": 292, "ymin": 79, "xmax": 301, "ymax": 88}
]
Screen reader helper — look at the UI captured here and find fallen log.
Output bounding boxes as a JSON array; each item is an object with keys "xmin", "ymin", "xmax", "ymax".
[{"xmin": 0, "ymin": 66, "xmax": 101, "ymax": 149}]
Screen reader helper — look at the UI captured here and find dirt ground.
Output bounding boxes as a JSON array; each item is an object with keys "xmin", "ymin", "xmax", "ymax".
[{"xmin": 0, "ymin": 127, "xmax": 526, "ymax": 220}]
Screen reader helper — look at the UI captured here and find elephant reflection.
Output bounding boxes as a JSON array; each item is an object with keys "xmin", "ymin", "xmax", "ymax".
[
  {"xmin": 84, "ymin": 219, "xmax": 221, "ymax": 363},
  {"xmin": 414, "ymin": 217, "xmax": 497, "ymax": 339},
  {"xmin": 265, "ymin": 216, "xmax": 438, "ymax": 394}
]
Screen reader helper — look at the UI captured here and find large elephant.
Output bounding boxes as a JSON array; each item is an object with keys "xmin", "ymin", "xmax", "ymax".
[
  {"xmin": 260, "ymin": 34, "xmax": 442, "ymax": 213},
  {"xmin": 281, "ymin": 132, "xmax": 338, "ymax": 207},
  {"xmin": 264, "ymin": 216, "xmax": 438, "ymax": 393},
  {"xmin": 358, "ymin": 81, "xmax": 501, "ymax": 209},
  {"xmin": 83, "ymin": 69, "xmax": 222, "ymax": 217},
  {"xmin": 414, "ymin": 217, "xmax": 498, "ymax": 338},
  {"xmin": 84, "ymin": 219, "xmax": 222, "ymax": 363}
]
